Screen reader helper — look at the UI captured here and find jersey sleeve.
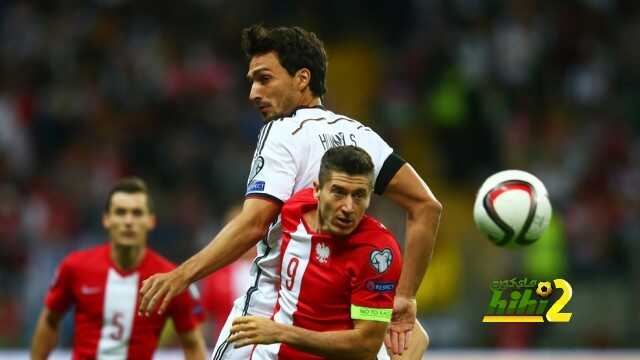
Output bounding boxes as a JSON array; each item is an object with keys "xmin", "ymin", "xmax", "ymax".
[
  {"xmin": 168, "ymin": 284, "xmax": 205, "ymax": 333},
  {"xmin": 359, "ymin": 130, "xmax": 405, "ymax": 195},
  {"xmin": 374, "ymin": 153, "xmax": 406, "ymax": 195},
  {"xmin": 245, "ymin": 121, "xmax": 298, "ymax": 203},
  {"xmin": 350, "ymin": 234, "xmax": 402, "ymax": 323},
  {"xmin": 45, "ymin": 258, "xmax": 74, "ymax": 313}
]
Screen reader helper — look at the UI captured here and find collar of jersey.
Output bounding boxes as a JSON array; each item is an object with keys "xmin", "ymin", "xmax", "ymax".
[
  {"xmin": 287, "ymin": 105, "xmax": 326, "ymax": 118},
  {"xmin": 105, "ymin": 244, "xmax": 150, "ymax": 276},
  {"xmin": 300, "ymin": 202, "xmax": 333, "ymax": 240}
]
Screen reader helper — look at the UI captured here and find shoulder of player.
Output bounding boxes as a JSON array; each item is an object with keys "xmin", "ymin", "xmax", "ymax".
[
  {"xmin": 252, "ymin": 119, "xmax": 302, "ymax": 158},
  {"xmin": 260, "ymin": 108, "xmax": 367, "ymax": 151},
  {"xmin": 290, "ymin": 109, "xmax": 367, "ymax": 133},
  {"xmin": 277, "ymin": 108, "xmax": 361, "ymax": 132},
  {"xmin": 260, "ymin": 117, "xmax": 299, "ymax": 140},
  {"xmin": 62, "ymin": 244, "xmax": 108, "ymax": 268},
  {"xmin": 142, "ymin": 248, "xmax": 177, "ymax": 271},
  {"xmin": 350, "ymin": 217, "xmax": 397, "ymax": 247},
  {"xmin": 281, "ymin": 188, "xmax": 315, "ymax": 220}
]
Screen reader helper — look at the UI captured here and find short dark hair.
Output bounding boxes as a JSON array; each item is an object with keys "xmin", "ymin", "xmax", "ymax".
[
  {"xmin": 105, "ymin": 177, "xmax": 154, "ymax": 213},
  {"xmin": 241, "ymin": 24, "xmax": 327, "ymax": 97},
  {"xmin": 318, "ymin": 146, "xmax": 374, "ymax": 188}
]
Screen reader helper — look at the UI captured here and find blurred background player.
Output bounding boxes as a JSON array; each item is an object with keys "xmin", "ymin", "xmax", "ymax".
[
  {"xmin": 229, "ymin": 146, "xmax": 402, "ymax": 360},
  {"xmin": 139, "ymin": 24, "xmax": 441, "ymax": 360},
  {"xmin": 30, "ymin": 177, "xmax": 206, "ymax": 360}
]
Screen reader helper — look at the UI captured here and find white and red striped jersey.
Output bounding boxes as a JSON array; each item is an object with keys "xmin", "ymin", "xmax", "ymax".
[
  {"xmin": 45, "ymin": 244, "xmax": 204, "ymax": 360},
  {"xmin": 239, "ymin": 106, "xmax": 405, "ymax": 320},
  {"xmin": 252, "ymin": 188, "xmax": 402, "ymax": 360}
]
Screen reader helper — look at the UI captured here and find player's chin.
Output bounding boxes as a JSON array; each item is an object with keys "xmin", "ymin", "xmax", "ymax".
[
  {"xmin": 330, "ymin": 223, "xmax": 355, "ymax": 237},
  {"xmin": 264, "ymin": 110, "xmax": 285, "ymax": 122},
  {"xmin": 113, "ymin": 237, "xmax": 143, "ymax": 247}
]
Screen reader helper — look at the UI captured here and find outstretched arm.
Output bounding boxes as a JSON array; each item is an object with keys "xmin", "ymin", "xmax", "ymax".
[
  {"xmin": 229, "ymin": 316, "xmax": 387, "ymax": 360},
  {"xmin": 31, "ymin": 308, "xmax": 64, "ymax": 360},
  {"xmin": 383, "ymin": 163, "xmax": 442, "ymax": 355},
  {"xmin": 139, "ymin": 197, "xmax": 281, "ymax": 315}
]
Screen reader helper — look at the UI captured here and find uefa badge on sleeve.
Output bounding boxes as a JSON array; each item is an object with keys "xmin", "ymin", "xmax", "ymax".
[{"xmin": 369, "ymin": 249, "xmax": 392, "ymax": 273}]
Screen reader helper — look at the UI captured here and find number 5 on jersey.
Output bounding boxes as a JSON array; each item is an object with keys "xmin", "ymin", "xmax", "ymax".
[{"xmin": 110, "ymin": 311, "xmax": 125, "ymax": 340}]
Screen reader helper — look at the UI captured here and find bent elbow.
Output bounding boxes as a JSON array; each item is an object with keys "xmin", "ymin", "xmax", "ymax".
[
  {"xmin": 249, "ymin": 223, "xmax": 269, "ymax": 242},
  {"xmin": 412, "ymin": 195, "xmax": 442, "ymax": 221},
  {"xmin": 427, "ymin": 197, "xmax": 443, "ymax": 216}
]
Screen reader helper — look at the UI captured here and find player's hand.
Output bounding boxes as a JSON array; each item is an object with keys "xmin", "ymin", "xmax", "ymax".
[
  {"xmin": 385, "ymin": 296, "xmax": 417, "ymax": 355},
  {"xmin": 228, "ymin": 316, "xmax": 281, "ymax": 348},
  {"xmin": 138, "ymin": 268, "xmax": 188, "ymax": 316}
]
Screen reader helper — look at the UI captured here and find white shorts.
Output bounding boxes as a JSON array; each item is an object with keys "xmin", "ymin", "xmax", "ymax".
[
  {"xmin": 210, "ymin": 301, "xmax": 391, "ymax": 360},
  {"xmin": 210, "ymin": 302, "xmax": 253, "ymax": 360}
]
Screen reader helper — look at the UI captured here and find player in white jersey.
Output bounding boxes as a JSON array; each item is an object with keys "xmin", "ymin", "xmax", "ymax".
[{"xmin": 139, "ymin": 25, "xmax": 442, "ymax": 360}]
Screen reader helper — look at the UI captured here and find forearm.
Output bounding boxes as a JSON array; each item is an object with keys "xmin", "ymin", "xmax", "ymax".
[
  {"xmin": 31, "ymin": 312, "xmax": 60, "ymax": 360},
  {"xmin": 184, "ymin": 347, "xmax": 206, "ymax": 360},
  {"xmin": 178, "ymin": 328, "xmax": 207, "ymax": 360},
  {"xmin": 182, "ymin": 337, "xmax": 207, "ymax": 360},
  {"xmin": 276, "ymin": 323, "xmax": 379, "ymax": 360},
  {"xmin": 396, "ymin": 199, "xmax": 442, "ymax": 298},
  {"xmin": 180, "ymin": 218, "xmax": 265, "ymax": 283}
]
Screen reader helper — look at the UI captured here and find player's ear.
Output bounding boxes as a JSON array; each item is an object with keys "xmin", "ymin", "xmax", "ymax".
[
  {"xmin": 295, "ymin": 68, "xmax": 311, "ymax": 91},
  {"xmin": 147, "ymin": 214, "xmax": 157, "ymax": 230},
  {"xmin": 313, "ymin": 180, "xmax": 320, "ymax": 200},
  {"xmin": 102, "ymin": 213, "xmax": 110, "ymax": 229}
]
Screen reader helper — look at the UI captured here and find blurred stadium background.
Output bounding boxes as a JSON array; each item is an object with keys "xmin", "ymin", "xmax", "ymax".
[{"xmin": 1, "ymin": 0, "xmax": 639, "ymax": 357}]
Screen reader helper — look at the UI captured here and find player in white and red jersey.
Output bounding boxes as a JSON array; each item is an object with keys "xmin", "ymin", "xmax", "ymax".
[
  {"xmin": 31, "ymin": 178, "xmax": 206, "ymax": 360},
  {"xmin": 229, "ymin": 146, "xmax": 402, "ymax": 359},
  {"xmin": 140, "ymin": 25, "xmax": 442, "ymax": 360}
]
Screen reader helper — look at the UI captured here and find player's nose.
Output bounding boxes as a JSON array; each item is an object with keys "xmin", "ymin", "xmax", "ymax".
[
  {"xmin": 341, "ymin": 197, "xmax": 355, "ymax": 213},
  {"xmin": 123, "ymin": 213, "xmax": 135, "ymax": 225},
  {"xmin": 249, "ymin": 83, "xmax": 262, "ymax": 103}
]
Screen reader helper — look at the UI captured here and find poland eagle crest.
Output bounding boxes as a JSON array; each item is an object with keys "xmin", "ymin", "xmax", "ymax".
[{"xmin": 315, "ymin": 242, "xmax": 330, "ymax": 263}]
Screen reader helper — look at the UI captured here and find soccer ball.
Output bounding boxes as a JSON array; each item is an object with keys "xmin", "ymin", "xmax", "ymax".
[{"xmin": 473, "ymin": 170, "xmax": 552, "ymax": 247}]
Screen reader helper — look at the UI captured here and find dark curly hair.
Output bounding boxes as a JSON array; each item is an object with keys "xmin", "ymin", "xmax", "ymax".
[{"xmin": 241, "ymin": 24, "xmax": 327, "ymax": 97}]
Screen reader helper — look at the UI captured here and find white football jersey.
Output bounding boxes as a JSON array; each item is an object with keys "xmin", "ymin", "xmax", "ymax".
[{"xmin": 238, "ymin": 106, "xmax": 404, "ymax": 318}]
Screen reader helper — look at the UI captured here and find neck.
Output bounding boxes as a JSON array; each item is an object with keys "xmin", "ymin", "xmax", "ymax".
[
  {"xmin": 110, "ymin": 242, "xmax": 145, "ymax": 272},
  {"xmin": 298, "ymin": 93, "xmax": 322, "ymax": 108},
  {"xmin": 303, "ymin": 208, "xmax": 320, "ymax": 233}
]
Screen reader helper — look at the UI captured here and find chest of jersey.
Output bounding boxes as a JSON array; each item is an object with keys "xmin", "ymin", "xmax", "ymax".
[
  {"xmin": 279, "ymin": 223, "xmax": 357, "ymax": 328},
  {"xmin": 73, "ymin": 268, "xmax": 143, "ymax": 338},
  {"xmin": 70, "ymin": 266, "xmax": 169, "ymax": 356},
  {"xmin": 71, "ymin": 265, "xmax": 111, "ymax": 320}
]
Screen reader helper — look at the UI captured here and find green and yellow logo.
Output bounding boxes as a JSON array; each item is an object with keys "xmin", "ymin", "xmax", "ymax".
[{"xmin": 482, "ymin": 278, "xmax": 573, "ymax": 323}]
